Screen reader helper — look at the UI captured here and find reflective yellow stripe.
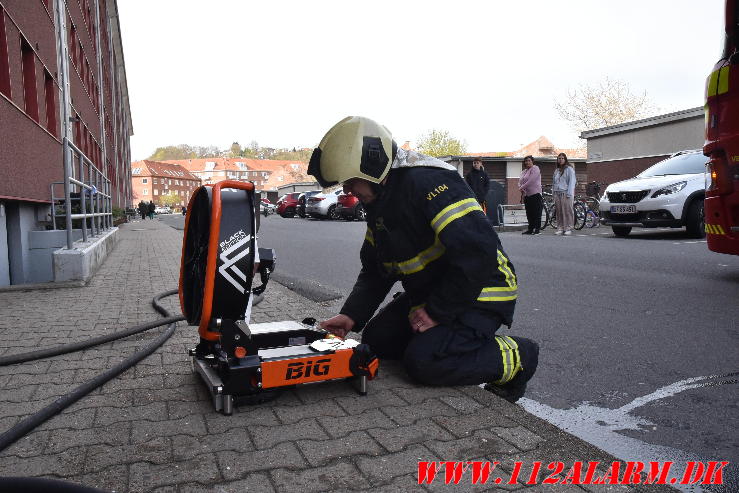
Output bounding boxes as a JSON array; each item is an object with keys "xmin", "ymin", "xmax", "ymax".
[
  {"xmin": 365, "ymin": 227, "xmax": 374, "ymax": 246},
  {"xmin": 497, "ymin": 249, "xmax": 517, "ymax": 289},
  {"xmin": 707, "ymin": 224, "xmax": 727, "ymax": 235},
  {"xmin": 383, "ymin": 238, "xmax": 446, "ymax": 275},
  {"xmin": 718, "ymin": 66, "xmax": 730, "ymax": 95},
  {"xmin": 493, "ymin": 336, "xmax": 522, "ymax": 385},
  {"xmin": 493, "ymin": 337, "xmax": 511, "ymax": 384},
  {"xmin": 478, "ymin": 286, "xmax": 518, "ymax": 302},
  {"xmin": 707, "ymin": 69, "xmax": 719, "ymax": 97},
  {"xmin": 430, "ymin": 198, "xmax": 482, "ymax": 235}
]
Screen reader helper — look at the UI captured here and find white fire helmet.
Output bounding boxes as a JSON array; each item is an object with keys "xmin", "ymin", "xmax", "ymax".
[{"xmin": 308, "ymin": 116, "xmax": 397, "ymax": 188}]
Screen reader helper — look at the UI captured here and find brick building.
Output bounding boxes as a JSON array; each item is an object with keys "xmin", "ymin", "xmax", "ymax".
[
  {"xmin": 444, "ymin": 136, "xmax": 587, "ymax": 205},
  {"xmin": 580, "ymin": 107, "xmax": 704, "ymax": 185},
  {"xmin": 130, "ymin": 160, "xmax": 200, "ymax": 208},
  {"xmin": 0, "ymin": 0, "xmax": 132, "ymax": 286},
  {"xmin": 162, "ymin": 158, "xmax": 309, "ymax": 196}
]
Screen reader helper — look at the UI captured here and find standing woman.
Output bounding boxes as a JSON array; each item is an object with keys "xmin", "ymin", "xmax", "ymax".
[
  {"xmin": 518, "ymin": 155, "xmax": 543, "ymax": 235},
  {"xmin": 552, "ymin": 152, "xmax": 576, "ymax": 235}
]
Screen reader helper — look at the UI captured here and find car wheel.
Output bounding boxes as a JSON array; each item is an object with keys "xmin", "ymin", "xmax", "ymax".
[
  {"xmin": 297, "ymin": 207, "xmax": 306, "ymax": 218},
  {"xmin": 355, "ymin": 205, "xmax": 366, "ymax": 221},
  {"xmin": 327, "ymin": 205, "xmax": 339, "ymax": 220},
  {"xmin": 612, "ymin": 226, "xmax": 632, "ymax": 237},
  {"xmin": 284, "ymin": 208, "xmax": 296, "ymax": 218},
  {"xmin": 685, "ymin": 199, "xmax": 705, "ymax": 239}
]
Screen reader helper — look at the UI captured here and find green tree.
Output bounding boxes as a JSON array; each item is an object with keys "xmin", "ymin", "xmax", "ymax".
[
  {"xmin": 159, "ymin": 192, "xmax": 181, "ymax": 207},
  {"xmin": 228, "ymin": 142, "xmax": 242, "ymax": 157},
  {"xmin": 554, "ymin": 77, "xmax": 658, "ymax": 134},
  {"xmin": 148, "ymin": 145, "xmax": 196, "ymax": 160},
  {"xmin": 416, "ymin": 130, "xmax": 467, "ymax": 157},
  {"xmin": 148, "ymin": 144, "xmax": 221, "ymax": 160}
]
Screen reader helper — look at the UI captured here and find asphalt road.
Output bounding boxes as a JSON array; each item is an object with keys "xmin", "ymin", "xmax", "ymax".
[{"xmin": 162, "ymin": 212, "xmax": 739, "ymax": 491}]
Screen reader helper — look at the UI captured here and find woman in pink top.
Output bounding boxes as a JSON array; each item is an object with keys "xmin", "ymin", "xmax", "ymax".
[{"xmin": 518, "ymin": 155, "xmax": 543, "ymax": 235}]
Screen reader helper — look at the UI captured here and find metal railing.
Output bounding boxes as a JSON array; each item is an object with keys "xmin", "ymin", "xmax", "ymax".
[
  {"xmin": 497, "ymin": 203, "xmax": 528, "ymax": 229},
  {"xmin": 50, "ymin": 138, "xmax": 113, "ymax": 249}
]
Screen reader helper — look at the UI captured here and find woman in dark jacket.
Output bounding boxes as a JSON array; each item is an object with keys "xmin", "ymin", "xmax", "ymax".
[{"xmin": 148, "ymin": 201, "xmax": 156, "ymax": 220}]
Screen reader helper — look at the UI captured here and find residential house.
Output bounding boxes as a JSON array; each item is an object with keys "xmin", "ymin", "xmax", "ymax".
[{"xmin": 130, "ymin": 161, "xmax": 200, "ymax": 208}]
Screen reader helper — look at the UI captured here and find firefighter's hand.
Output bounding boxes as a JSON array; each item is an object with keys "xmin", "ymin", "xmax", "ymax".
[
  {"xmin": 409, "ymin": 307, "xmax": 438, "ymax": 333},
  {"xmin": 320, "ymin": 314, "xmax": 355, "ymax": 338}
]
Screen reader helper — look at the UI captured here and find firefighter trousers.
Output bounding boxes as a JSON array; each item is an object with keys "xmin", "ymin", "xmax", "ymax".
[{"xmin": 360, "ymin": 293, "xmax": 539, "ymax": 387}]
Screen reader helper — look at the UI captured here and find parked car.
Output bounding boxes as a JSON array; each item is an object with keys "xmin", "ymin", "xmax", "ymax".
[
  {"xmin": 305, "ymin": 189, "xmax": 343, "ymax": 219},
  {"xmin": 154, "ymin": 206, "xmax": 171, "ymax": 214},
  {"xmin": 276, "ymin": 192, "xmax": 301, "ymax": 218},
  {"xmin": 599, "ymin": 150, "xmax": 707, "ymax": 238},
  {"xmin": 297, "ymin": 190, "xmax": 321, "ymax": 218},
  {"xmin": 336, "ymin": 192, "xmax": 366, "ymax": 221}
]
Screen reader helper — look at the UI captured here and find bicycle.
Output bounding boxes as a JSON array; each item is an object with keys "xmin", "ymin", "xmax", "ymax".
[
  {"xmin": 544, "ymin": 187, "xmax": 586, "ymax": 231},
  {"xmin": 540, "ymin": 185, "xmax": 554, "ymax": 230}
]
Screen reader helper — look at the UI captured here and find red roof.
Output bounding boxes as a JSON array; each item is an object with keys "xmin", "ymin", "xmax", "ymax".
[
  {"xmin": 468, "ymin": 136, "xmax": 586, "ymax": 159},
  {"xmin": 131, "ymin": 160, "xmax": 200, "ymax": 181}
]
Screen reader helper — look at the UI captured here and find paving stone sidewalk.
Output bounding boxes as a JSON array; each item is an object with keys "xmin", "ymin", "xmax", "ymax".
[{"xmin": 0, "ymin": 220, "xmax": 674, "ymax": 493}]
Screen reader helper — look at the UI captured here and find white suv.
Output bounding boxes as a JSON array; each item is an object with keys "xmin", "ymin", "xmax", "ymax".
[
  {"xmin": 305, "ymin": 189, "xmax": 343, "ymax": 219},
  {"xmin": 600, "ymin": 150, "xmax": 707, "ymax": 238}
]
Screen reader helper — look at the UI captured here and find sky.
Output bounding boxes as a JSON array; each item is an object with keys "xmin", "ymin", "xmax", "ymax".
[{"xmin": 117, "ymin": 0, "xmax": 724, "ymax": 160}]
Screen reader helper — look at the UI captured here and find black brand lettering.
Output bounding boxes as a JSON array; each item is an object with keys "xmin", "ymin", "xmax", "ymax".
[{"xmin": 284, "ymin": 358, "xmax": 332, "ymax": 380}]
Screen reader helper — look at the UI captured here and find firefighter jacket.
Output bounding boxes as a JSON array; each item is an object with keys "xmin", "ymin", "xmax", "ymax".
[{"xmin": 340, "ymin": 164, "xmax": 517, "ymax": 331}]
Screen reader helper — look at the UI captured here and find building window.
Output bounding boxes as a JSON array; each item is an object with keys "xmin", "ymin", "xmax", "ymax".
[
  {"xmin": 153, "ymin": 178, "xmax": 158, "ymax": 184},
  {"xmin": 0, "ymin": 7, "xmax": 10, "ymax": 98},
  {"xmin": 142, "ymin": 189, "xmax": 148, "ymax": 195},
  {"xmin": 278, "ymin": 176, "xmax": 284, "ymax": 181},
  {"xmin": 43, "ymin": 70, "xmax": 57, "ymax": 136},
  {"xmin": 153, "ymin": 189, "xmax": 158, "ymax": 195},
  {"xmin": 142, "ymin": 178, "xmax": 148, "ymax": 184},
  {"xmin": 132, "ymin": 167, "xmax": 141, "ymax": 174},
  {"xmin": 21, "ymin": 38, "xmax": 39, "ymax": 122}
]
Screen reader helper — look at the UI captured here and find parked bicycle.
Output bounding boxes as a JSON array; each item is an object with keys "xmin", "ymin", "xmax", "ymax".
[{"xmin": 542, "ymin": 185, "xmax": 587, "ymax": 231}]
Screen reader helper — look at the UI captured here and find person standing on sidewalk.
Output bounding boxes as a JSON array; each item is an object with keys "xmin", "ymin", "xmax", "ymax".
[
  {"xmin": 138, "ymin": 201, "xmax": 147, "ymax": 220},
  {"xmin": 518, "ymin": 155, "xmax": 542, "ymax": 235},
  {"xmin": 148, "ymin": 201, "xmax": 156, "ymax": 220},
  {"xmin": 308, "ymin": 116, "xmax": 539, "ymax": 403},
  {"xmin": 552, "ymin": 152, "xmax": 576, "ymax": 235},
  {"xmin": 465, "ymin": 157, "xmax": 490, "ymax": 212}
]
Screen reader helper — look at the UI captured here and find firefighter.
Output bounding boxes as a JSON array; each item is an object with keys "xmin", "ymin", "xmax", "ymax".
[{"xmin": 308, "ymin": 116, "xmax": 539, "ymax": 402}]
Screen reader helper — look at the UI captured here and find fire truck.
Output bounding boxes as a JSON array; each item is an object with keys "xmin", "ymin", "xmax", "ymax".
[{"xmin": 704, "ymin": 0, "xmax": 739, "ymax": 255}]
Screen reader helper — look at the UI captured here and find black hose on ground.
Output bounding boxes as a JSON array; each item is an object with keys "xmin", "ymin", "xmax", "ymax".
[
  {"xmin": 0, "ymin": 315, "xmax": 183, "ymax": 367},
  {"xmin": 0, "ymin": 289, "xmax": 182, "ymax": 453}
]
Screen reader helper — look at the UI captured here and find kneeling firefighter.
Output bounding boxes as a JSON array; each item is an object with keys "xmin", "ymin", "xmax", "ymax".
[{"xmin": 309, "ymin": 116, "xmax": 539, "ymax": 402}]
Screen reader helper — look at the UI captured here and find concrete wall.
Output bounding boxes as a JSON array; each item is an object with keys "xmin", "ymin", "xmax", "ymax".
[
  {"xmin": 4, "ymin": 202, "xmax": 39, "ymax": 284},
  {"xmin": 53, "ymin": 227, "xmax": 118, "ymax": 282},
  {"xmin": 585, "ymin": 116, "xmax": 703, "ymax": 163},
  {"xmin": 28, "ymin": 229, "xmax": 83, "ymax": 283}
]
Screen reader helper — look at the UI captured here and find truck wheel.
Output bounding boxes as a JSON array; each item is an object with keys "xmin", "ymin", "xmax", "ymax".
[
  {"xmin": 612, "ymin": 226, "xmax": 632, "ymax": 237},
  {"xmin": 686, "ymin": 200, "xmax": 705, "ymax": 239}
]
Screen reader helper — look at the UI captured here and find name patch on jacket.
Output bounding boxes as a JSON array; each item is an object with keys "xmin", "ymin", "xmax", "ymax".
[{"xmin": 426, "ymin": 184, "xmax": 449, "ymax": 201}]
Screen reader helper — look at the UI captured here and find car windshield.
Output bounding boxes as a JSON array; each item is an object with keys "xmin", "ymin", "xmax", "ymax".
[{"xmin": 637, "ymin": 152, "xmax": 707, "ymax": 177}]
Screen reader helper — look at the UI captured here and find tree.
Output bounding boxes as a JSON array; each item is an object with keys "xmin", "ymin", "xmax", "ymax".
[
  {"xmin": 416, "ymin": 129, "xmax": 467, "ymax": 157},
  {"xmin": 159, "ymin": 191, "xmax": 181, "ymax": 207},
  {"xmin": 554, "ymin": 78, "xmax": 658, "ymax": 134},
  {"xmin": 228, "ymin": 142, "xmax": 242, "ymax": 157},
  {"xmin": 148, "ymin": 144, "xmax": 221, "ymax": 160}
]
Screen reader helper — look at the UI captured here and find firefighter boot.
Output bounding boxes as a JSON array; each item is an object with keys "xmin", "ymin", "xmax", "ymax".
[{"xmin": 485, "ymin": 337, "xmax": 539, "ymax": 403}]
